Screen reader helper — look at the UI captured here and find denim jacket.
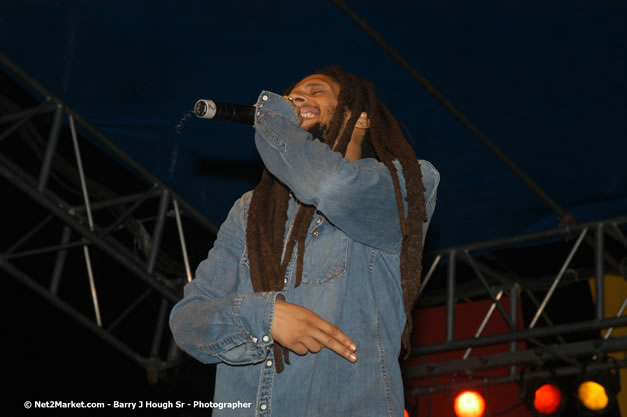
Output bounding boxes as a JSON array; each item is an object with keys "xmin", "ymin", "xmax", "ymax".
[{"xmin": 169, "ymin": 91, "xmax": 439, "ymax": 417}]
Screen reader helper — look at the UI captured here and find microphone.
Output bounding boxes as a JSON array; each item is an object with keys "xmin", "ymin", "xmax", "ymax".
[{"xmin": 194, "ymin": 99, "xmax": 255, "ymax": 125}]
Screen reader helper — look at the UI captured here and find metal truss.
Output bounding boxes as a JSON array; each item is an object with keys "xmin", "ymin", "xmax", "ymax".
[
  {"xmin": 406, "ymin": 217, "xmax": 627, "ymax": 396},
  {"xmin": 1, "ymin": 53, "xmax": 217, "ymax": 382}
]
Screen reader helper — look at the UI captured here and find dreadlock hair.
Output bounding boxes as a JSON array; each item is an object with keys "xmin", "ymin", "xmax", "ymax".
[{"xmin": 246, "ymin": 66, "xmax": 427, "ymax": 372}]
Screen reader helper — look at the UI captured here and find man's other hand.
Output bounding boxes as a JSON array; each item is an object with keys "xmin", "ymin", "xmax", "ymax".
[{"xmin": 272, "ymin": 299, "xmax": 358, "ymax": 363}]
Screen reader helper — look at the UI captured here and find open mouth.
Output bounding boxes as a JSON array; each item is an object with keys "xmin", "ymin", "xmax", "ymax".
[{"xmin": 299, "ymin": 105, "xmax": 320, "ymax": 125}]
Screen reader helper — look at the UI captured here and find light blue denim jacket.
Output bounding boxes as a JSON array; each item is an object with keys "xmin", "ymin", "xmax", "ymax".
[{"xmin": 169, "ymin": 91, "xmax": 439, "ymax": 417}]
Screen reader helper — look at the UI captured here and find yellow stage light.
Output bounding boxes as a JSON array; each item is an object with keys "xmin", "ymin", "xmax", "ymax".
[{"xmin": 577, "ymin": 380, "xmax": 609, "ymax": 411}]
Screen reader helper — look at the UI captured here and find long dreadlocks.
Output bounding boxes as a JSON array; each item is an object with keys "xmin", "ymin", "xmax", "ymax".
[{"xmin": 246, "ymin": 66, "xmax": 427, "ymax": 372}]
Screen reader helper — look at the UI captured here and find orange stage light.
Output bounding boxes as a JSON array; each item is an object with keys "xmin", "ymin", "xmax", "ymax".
[
  {"xmin": 533, "ymin": 383, "xmax": 563, "ymax": 415},
  {"xmin": 454, "ymin": 390, "xmax": 486, "ymax": 417}
]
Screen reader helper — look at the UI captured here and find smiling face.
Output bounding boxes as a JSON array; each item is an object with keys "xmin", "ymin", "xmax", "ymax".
[{"xmin": 288, "ymin": 74, "xmax": 341, "ymax": 134}]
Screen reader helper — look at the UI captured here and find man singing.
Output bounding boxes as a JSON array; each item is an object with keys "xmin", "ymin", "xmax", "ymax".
[{"xmin": 170, "ymin": 66, "xmax": 439, "ymax": 416}]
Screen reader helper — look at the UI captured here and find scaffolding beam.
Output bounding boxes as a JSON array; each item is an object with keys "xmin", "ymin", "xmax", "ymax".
[{"xmin": 0, "ymin": 53, "xmax": 218, "ymax": 382}]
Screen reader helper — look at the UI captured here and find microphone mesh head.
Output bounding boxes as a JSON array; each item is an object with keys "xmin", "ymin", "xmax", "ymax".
[{"xmin": 194, "ymin": 99, "xmax": 217, "ymax": 119}]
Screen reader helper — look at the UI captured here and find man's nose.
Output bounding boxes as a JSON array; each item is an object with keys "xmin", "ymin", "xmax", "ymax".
[{"xmin": 289, "ymin": 93, "xmax": 307, "ymax": 106}]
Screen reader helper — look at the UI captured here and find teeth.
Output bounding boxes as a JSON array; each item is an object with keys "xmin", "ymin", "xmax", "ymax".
[{"xmin": 301, "ymin": 112, "xmax": 316, "ymax": 119}]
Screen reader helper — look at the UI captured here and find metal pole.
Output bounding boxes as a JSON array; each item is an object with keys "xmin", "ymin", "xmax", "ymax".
[
  {"xmin": 50, "ymin": 226, "xmax": 72, "ymax": 294},
  {"xmin": 1, "ymin": 261, "xmax": 145, "ymax": 367},
  {"xmin": 1, "ymin": 215, "xmax": 53, "ymax": 259},
  {"xmin": 6, "ymin": 241, "xmax": 84, "ymax": 260},
  {"xmin": 173, "ymin": 199, "xmax": 193, "ymax": 283},
  {"xmin": 167, "ymin": 338, "xmax": 182, "ymax": 362},
  {"xmin": 510, "ymin": 284, "xmax": 518, "ymax": 376},
  {"xmin": 604, "ymin": 297, "xmax": 627, "ymax": 340},
  {"xmin": 529, "ymin": 227, "xmax": 588, "ymax": 328},
  {"xmin": 524, "ymin": 288, "xmax": 566, "ymax": 344},
  {"xmin": 463, "ymin": 250, "xmax": 515, "ymax": 329},
  {"xmin": 408, "ymin": 337, "xmax": 626, "ymax": 379},
  {"xmin": 609, "ymin": 222, "xmax": 627, "ymax": 250},
  {"xmin": 447, "ymin": 250, "xmax": 456, "ymax": 342},
  {"xmin": 431, "ymin": 216, "xmax": 626, "ymax": 256},
  {"xmin": 69, "ymin": 114, "xmax": 94, "ymax": 230},
  {"xmin": 101, "ymin": 187, "xmax": 158, "ymax": 236},
  {"xmin": 417, "ymin": 254, "xmax": 441, "ymax": 297},
  {"xmin": 106, "ymin": 288, "xmax": 152, "ymax": 332},
  {"xmin": 412, "ymin": 315, "xmax": 627, "ymax": 356},
  {"xmin": 37, "ymin": 103, "xmax": 63, "ymax": 192},
  {"xmin": 147, "ymin": 189, "xmax": 170, "ymax": 275},
  {"xmin": 0, "ymin": 100, "xmax": 53, "ymax": 143},
  {"xmin": 70, "ymin": 113, "xmax": 102, "ymax": 327},
  {"xmin": 151, "ymin": 298, "xmax": 169, "ymax": 358},
  {"xmin": 0, "ymin": 103, "xmax": 48, "ymax": 124},
  {"xmin": 74, "ymin": 190, "xmax": 157, "ymax": 213},
  {"xmin": 463, "ymin": 290, "xmax": 504, "ymax": 359},
  {"xmin": 407, "ymin": 359, "xmax": 627, "ymax": 395},
  {"xmin": 83, "ymin": 245, "xmax": 102, "ymax": 327},
  {"xmin": 595, "ymin": 224, "xmax": 605, "ymax": 320}
]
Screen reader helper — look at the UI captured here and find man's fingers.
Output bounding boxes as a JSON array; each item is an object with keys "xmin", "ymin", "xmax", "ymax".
[
  {"xmin": 311, "ymin": 326, "xmax": 358, "ymax": 363},
  {"xmin": 292, "ymin": 342, "xmax": 309, "ymax": 356},
  {"xmin": 272, "ymin": 300, "xmax": 357, "ymax": 362},
  {"xmin": 301, "ymin": 338, "xmax": 323, "ymax": 354},
  {"xmin": 356, "ymin": 112, "xmax": 370, "ymax": 129},
  {"xmin": 317, "ymin": 320, "xmax": 357, "ymax": 352}
]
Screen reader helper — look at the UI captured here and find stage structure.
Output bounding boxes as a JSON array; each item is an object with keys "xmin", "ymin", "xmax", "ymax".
[
  {"xmin": 0, "ymin": 52, "xmax": 218, "ymax": 383},
  {"xmin": 406, "ymin": 220, "xmax": 627, "ymax": 391},
  {"xmin": 403, "ymin": 226, "xmax": 627, "ymax": 416}
]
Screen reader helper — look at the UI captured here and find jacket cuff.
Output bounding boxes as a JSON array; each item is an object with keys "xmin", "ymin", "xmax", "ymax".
[
  {"xmin": 235, "ymin": 291, "xmax": 285, "ymax": 348},
  {"xmin": 254, "ymin": 90, "xmax": 299, "ymax": 127}
]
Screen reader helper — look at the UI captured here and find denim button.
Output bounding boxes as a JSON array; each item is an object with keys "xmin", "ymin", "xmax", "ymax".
[
  {"xmin": 260, "ymin": 404, "xmax": 267, "ymax": 410},
  {"xmin": 262, "ymin": 335, "xmax": 269, "ymax": 343},
  {"xmin": 266, "ymin": 360, "xmax": 273, "ymax": 367},
  {"xmin": 313, "ymin": 231, "xmax": 319, "ymax": 237},
  {"xmin": 262, "ymin": 95, "xmax": 268, "ymax": 101},
  {"xmin": 252, "ymin": 336, "xmax": 258, "ymax": 343}
]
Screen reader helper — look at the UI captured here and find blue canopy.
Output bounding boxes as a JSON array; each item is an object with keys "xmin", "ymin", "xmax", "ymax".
[{"xmin": 2, "ymin": 0, "xmax": 626, "ymax": 250}]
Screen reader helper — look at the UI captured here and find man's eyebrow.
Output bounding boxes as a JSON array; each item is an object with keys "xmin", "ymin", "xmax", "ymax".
[{"xmin": 303, "ymin": 82, "xmax": 327, "ymax": 89}]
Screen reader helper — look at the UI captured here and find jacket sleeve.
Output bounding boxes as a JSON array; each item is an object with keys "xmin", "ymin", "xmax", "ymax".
[
  {"xmin": 253, "ymin": 91, "xmax": 439, "ymax": 250},
  {"xmin": 169, "ymin": 192, "xmax": 284, "ymax": 365}
]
